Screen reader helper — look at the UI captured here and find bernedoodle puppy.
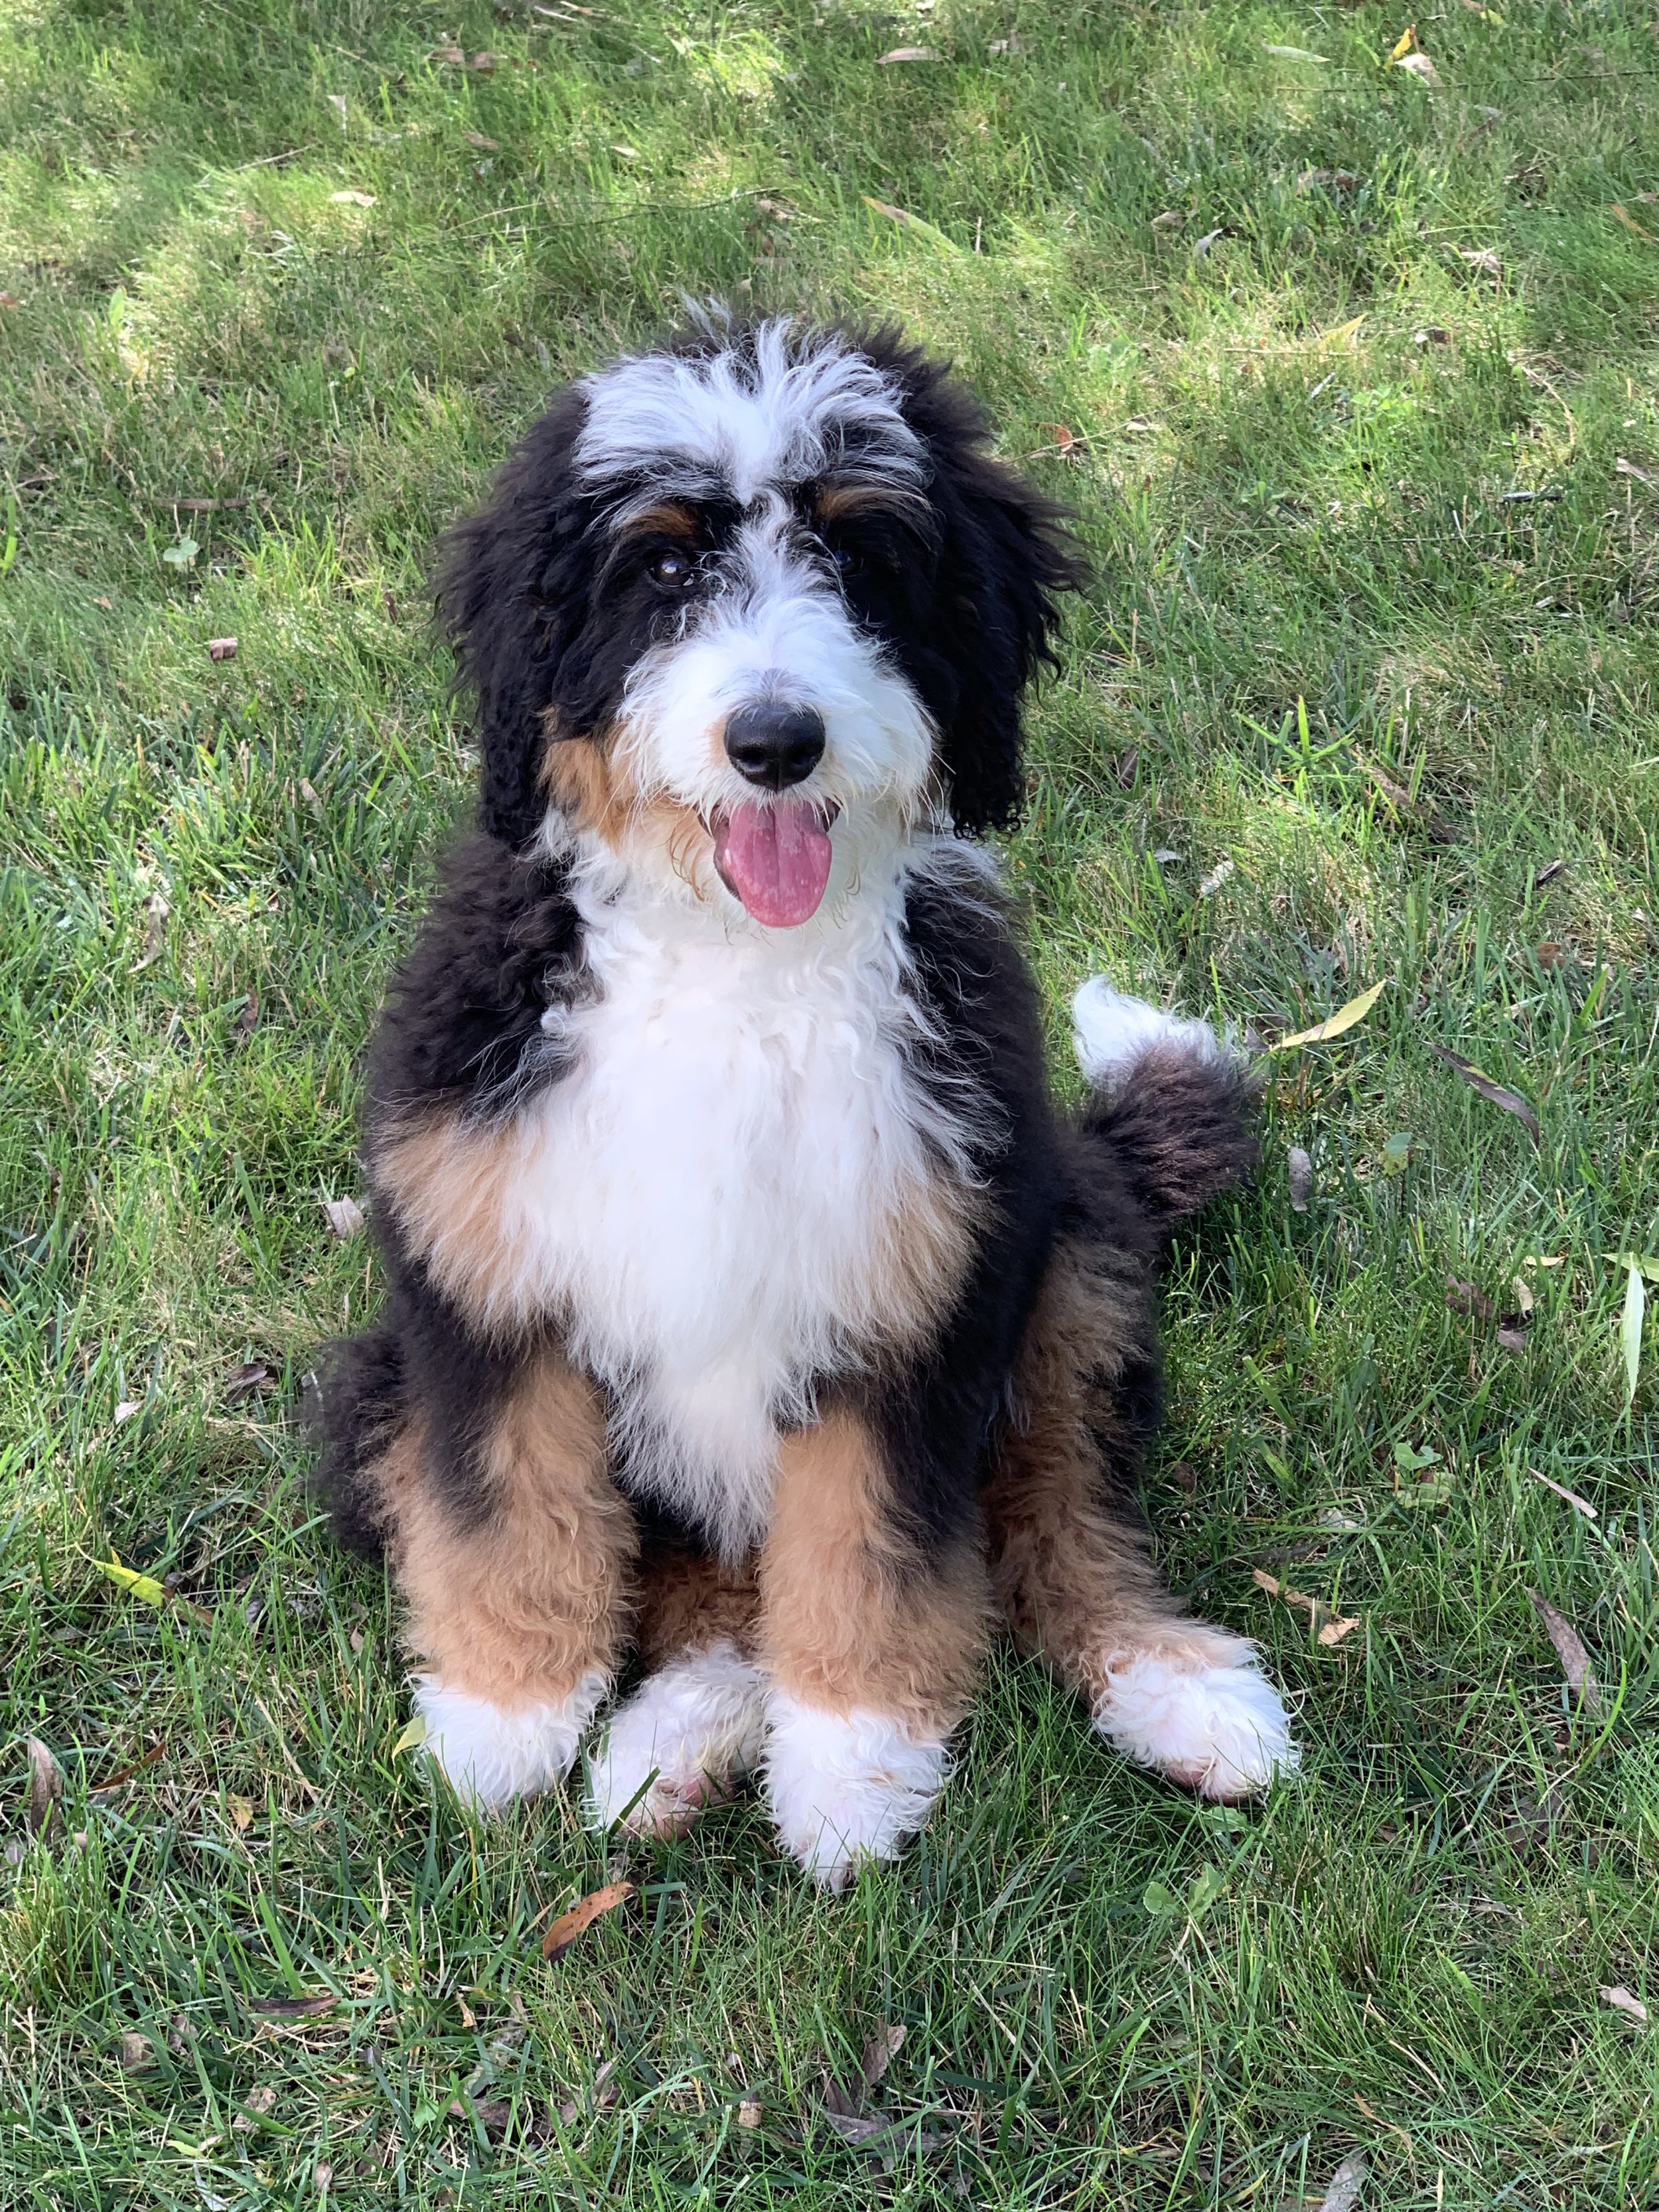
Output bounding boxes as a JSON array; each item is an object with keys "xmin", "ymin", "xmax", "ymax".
[{"xmin": 313, "ymin": 313, "xmax": 1298, "ymax": 1885}]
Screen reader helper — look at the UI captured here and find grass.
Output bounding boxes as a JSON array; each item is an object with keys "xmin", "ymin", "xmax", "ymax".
[{"xmin": 2, "ymin": 0, "xmax": 1658, "ymax": 2201}]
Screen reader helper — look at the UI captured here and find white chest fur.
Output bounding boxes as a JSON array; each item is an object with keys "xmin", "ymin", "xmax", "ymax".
[{"xmin": 392, "ymin": 846, "xmax": 984, "ymax": 1556}]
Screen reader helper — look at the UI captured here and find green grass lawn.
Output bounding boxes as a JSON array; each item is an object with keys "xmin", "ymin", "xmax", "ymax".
[{"xmin": 3, "ymin": 0, "xmax": 1658, "ymax": 2202}]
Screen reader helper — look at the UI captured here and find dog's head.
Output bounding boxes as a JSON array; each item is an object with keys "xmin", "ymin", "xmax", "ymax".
[{"xmin": 437, "ymin": 315, "xmax": 1083, "ymax": 926}]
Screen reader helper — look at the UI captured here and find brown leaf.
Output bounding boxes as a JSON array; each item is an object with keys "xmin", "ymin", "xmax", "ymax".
[
  {"xmin": 1445, "ymin": 1275, "xmax": 1494, "ymax": 1322},
  {"xmin": 1115, "ymin": 744, "xmax": 1139, "ymax": 786},
  {"xmin": 1166, "ymin": 1460, "xmax": 1197, "ymax": 1492},
  {"xmin": 876, "ymin": 46, "xmax": 940, "ymax": 62},
  {"xmin": 1427, "ymin": 1043, "xmax": 1541, "ymax": 1146},
  {"xmin": 465, "ymin": 131, "xmax": 500, "ymax": 149},
  {"xmin": 237, "ymin": 989, "xmax": 259, "ymax": 1038},
  {"xmin": 1151, "ymin": 208, "xmax": 1184, "ymax": 228},
  {"xmin": 1533, "ymin": 857, "xmax": 1567, "ymax": 887},
  {"xmin": 1041, "ymin": 422, "xmax": 1078, "ymax": 457},
  {"xmin": 251, "ymin": 1993, "xmax": 340, "ymax": 2017},
  {"xmin": 542, "ymin": 1880, "xmax": 634, "ymax": 1959},
  {"xmin": 90, "ymin": 1739, "xmax": 167, "ymax": 1794},
  {"xmin": 469, "ymin": 50, "xmax": 502, "ymax": 70},
  {"xmin": 737, "ymin": 2097, "xmax": 763, "ymax": 2128},
  {"xmin": 861, "ymin": 2023, "xmax": 905, "ymax": 2089},
  {"xmin": 230, "ymin": 1797, "xmax": 255, "ymax": 1831},
  {"xmin": 1413, "ymin": 326, "xmax": 1453, "ymax": 346},
  {"xmin": 323, "ymin": 1195, "xmax": 366, "ymax": 1240},
  {"xmin": 1253, "ymin": 1571, "xmax": 1359, "ymax": 1645},
  {"xmin": 119, "ymin": 2031, "xmax": 157, "ymax": 2072},
  {"xmin": 824, "ymin": 2108, "xmax": 889, "ymax": 2144},
  {"xmin": 1528, "ymin": 1589, "xmax": 1601, "ymax": 1714},
  {"xmin": 0, "ymin": 291, "xmax": 19, "ymax": 307},
  {"xmin": 449, "ymin": 2093, "xmax": 515, "ymax": 2139},
  {"xmin": 1457, "ymin": 245, "xmax": 1503, "ymax": 280},
  {"xmin": 1287, "ymin": 1146, "xmax": 1313, "ymax": 1211},
  {"xmin": 1601, "ymin": 1984, "xmax": 1649, "ymax": 2023},
  {"xmin": 1528, "ymin": 1468, "xmax": 1597, "ymax": 1520},
  {"xmin": 233, "ymin": 2084, "xmax": 277, "ymax": 2128},
  {"xmin": 1317, "ymin": 2151, "xmax": 1368, "ymax": 2212},
  {"xmin": 225, "ymin": 1358, "xmax": 273, "ymax": 1403},
  {"xmin": 1609, "ymin": 204, "xmax": 1658, "ymax": 244},
  {"xmin": 27, "ymin": 1737, "xmax": 64, "ymax": 1846},
  {"xmin": 1535, "ymin": 940, "xmax": 1564, "ymax": 969},
  {"xmin": 429, "ymin": 42, "xmax": 465, "ymax": 62},
  {"xmin": 206, "ymin": 636, "xmax": 238, "ymax": 661}
]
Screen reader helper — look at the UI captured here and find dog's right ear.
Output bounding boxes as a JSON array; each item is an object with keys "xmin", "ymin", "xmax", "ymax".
[{"xmin": 434, "ymin": 386, "xmax": 595, "ymax": 850}]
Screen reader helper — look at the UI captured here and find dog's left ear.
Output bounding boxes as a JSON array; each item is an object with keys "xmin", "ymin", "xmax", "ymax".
[
  {"xmin": 928, "ymin": 443, "xmax": 1085, "ymax": 834},
  {"xmin": 434, "ymin": 386, "xmax": 595, "ymax": 849}
]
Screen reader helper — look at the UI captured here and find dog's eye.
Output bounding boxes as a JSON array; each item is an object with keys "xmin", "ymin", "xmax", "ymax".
[
  {"xmin": 651, "ymin": 550, "xmax": 695, "ymax": 589},
  {"xmin": 826, "ymin": 542, "xmax": 858, "ymax": 576}
]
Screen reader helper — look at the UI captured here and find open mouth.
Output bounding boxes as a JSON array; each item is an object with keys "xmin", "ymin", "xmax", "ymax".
[{"xmin": 707, "ymin": 798, "xmax": 840, "ymax": 928}]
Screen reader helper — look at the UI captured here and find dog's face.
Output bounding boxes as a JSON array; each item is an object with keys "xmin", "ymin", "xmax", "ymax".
[{"xmin": 438, "ymin": 319, "xmax": 1081, "ymax": 925}]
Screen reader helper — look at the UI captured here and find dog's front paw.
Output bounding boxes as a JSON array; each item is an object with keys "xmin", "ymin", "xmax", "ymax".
[
  {"xmin": 1092, "ymin": 1643, "xmax": 1299, "ymax": 1801},
  {"xmin": 585, "ymin": 1641, "xmax": 768, "ymax": 1836},
  {"xmin": 762, "ymin": 1692, "xmax": 948, "ymax": 1887},
  {"xmin": 413, "ymin": 1670, "xmax": 609, "ymax": 1812}
]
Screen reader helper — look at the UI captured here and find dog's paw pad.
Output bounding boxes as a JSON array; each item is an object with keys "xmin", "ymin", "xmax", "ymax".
[
  {"xmin": 762, "ymin": 1693, "xmax": 948, "ymax": 1888},
  {"xmin": 1093, "ymin": 1650, "xmax": 1299, "ymax": 1800},
  {"xmin": 586, "ymin": 1641, "xmax": 767, "ymax": 1837}
]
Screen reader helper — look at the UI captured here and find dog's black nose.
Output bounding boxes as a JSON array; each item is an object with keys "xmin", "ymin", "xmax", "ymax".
[{"xmin": 724, "ymin": 703, "xmax": 827, "ymax": 791}]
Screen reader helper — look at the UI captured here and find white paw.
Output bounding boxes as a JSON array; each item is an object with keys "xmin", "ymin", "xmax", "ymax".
[
  {"xmin": 1092, "ymin": 1647, "xmax": 1299, "ymax": 1800},
  {"xmin": 413, "ymin": 1668, "xmax": 609, "ymax": 1812},
  {"xmin": 763, "ymin": 1692, "xmax": 948, "ymax": 1889},
  {"xmin": 1070, "ymin": 978, "xmax": 1232, "ymax": 1094},
  {"xmin": 585, "ymin": 1641, "xmax": 768, "ymax": 1836}
]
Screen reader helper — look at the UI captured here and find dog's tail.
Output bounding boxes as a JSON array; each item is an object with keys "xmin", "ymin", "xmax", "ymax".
[{"xmin": 1069, "ymin": 980, "xmax": 1260, "ymax": 1227}]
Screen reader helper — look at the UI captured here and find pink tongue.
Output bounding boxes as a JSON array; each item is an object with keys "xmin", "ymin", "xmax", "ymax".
[{"xmin": 713, "ymin": 800, "xmax": 833, "ymax": 928}]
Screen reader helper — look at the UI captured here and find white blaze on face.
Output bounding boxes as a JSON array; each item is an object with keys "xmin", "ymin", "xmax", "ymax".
[{"xmin": 570, "ymin": 323, "xmax": 938, "ymax": 923}]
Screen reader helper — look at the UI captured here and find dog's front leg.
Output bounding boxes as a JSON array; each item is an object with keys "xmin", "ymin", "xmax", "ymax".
[
  {"xmin": 389, "ymin": 1353, "xmax": 638, "ymax": 1811},
  {"xmin": 756, "ymin": 1408, "xmax": 989, "ymax": 1888}
]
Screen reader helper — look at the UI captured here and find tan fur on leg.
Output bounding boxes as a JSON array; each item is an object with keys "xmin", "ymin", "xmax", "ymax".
[
  {"xmin": 758, "ymin": 1408, "xmax": 988, "ymax": 1737},
  {"xmin": 986, "ymin": 1241, "xmax": 1297, "ymax": 1799},
  {"xmin": 638, "ymin": 1543, "xmax": 760, "ymax": 1669},
  {"xmin": 374, "ymin": 1358, "xmax": 638, "ymax": 1808}
]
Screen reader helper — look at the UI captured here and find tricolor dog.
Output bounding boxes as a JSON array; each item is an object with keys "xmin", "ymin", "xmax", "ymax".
[{"xmin": 314, "ymin": 315, "xmax": 1297, "ymax": 1885}]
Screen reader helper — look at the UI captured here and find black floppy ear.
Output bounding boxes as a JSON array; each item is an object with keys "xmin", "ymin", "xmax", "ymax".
[
  {"xmin": 433, "ymin": 386, "xmax": 593, "ymax": 849},
  {"xmin": 930, "ymin": 447, "xmax": 1084, "ymax": 834}
]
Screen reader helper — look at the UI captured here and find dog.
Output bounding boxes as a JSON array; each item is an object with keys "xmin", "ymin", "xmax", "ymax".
[{"xmin": 313, "ymin": 313, "xmax": 1298, "ymax": 1885}]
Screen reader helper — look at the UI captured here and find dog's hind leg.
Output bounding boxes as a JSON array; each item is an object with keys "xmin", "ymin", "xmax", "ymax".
[
  {"xmin": 985, "ymin": 1240, "xmax": 1297, "ymax": 1798},
  {"xmin": 585, "ymin": 1541, "xmax": 767, "ymax": 1838},
  {"xmin": 381, "ymin": 1353, "xmax": 638, "ymax": 1812}
]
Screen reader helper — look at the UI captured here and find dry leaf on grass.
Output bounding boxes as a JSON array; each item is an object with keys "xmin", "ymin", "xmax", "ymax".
[
  {"xmin": 323, "ymin": 1195, "xmax": 365, "ymax": 1240},
  {"xmin": 1287, "ymin": 1147, "xmax": 1313, "ymax": 1212},
  {"xmin": 1271, "ymin": 978, "xmax": 1387, "ymax": 1051},
  {"xmin": 1252, "ymin": 1568, "xmax": 1360, "ymax": 1645},
  {"xmin": 542, "ymin": 1880, "xmax": 634, "ymax": 1959},
  {"xmin": 1600, "ymin": 1985, "xmax": 1649, "ymax": 2024},
  {"xmin": 236, "ymin": 990, "xmax": 259, "ymax": 1039},
  {"xmin": 1116, "ymin": 745, "xmax": 1139, "ymax": 786},
  {"xmin": 27, "ymin": 1738, "xmax": 64, "ymax": 1846},
  {"xmin": 1151, "ymin": 208, "xmax": 1184, "ymax": 229},
  {"xmin": 119, "ymin": 2031, "xmax": 157, "ymax": 2072},
  {"xmin": 1263, "ymin": 42, "xmax": 1330, "ymax": 61},
  {"xmin": 251, "ymin": 1993, "xmax": 340, "ymax": 2018},
  {"xmin": 1317, "ymin": 2151, "xmax": 1367, "ymax": 2212},
  {"xmin": 90, "ymin": 1739, "xmax": 166, "ymax": 1794},
  {"xmin": 114, "ymin": 1399, "xmax": 143, "ymax": 1424},
  {"xmin": 737, "ymin": 2098, "xmax": 763, "ymax": 2128},
  {"xmin": 465, "ymin": 131, "xmax": 500, "ymax": 150},
  {"xmin": 877, "ymin": 46, "xmax": 940, "ymax": 62},
  {"xmin": 1458, "ymin": 246, "xmax": 1504, "ymax": 281},
  {"xmin": 1041, "ymin": 423, "xmax": 1079, "ymax": 457},
  {"xmin": 1615, "ymin": 456, "xmax": 1656, "ymax": 486},
  {"xmin": 225, "ymin": 1358, "xmax": 274, "ymax": 1403},
  {"xmin": 137, "ymin": 891, "xmax": 169, "ymax": 968},
  {"xmin": 429, "ymin": 44, "xmax": 465, "ymax": 62},
  {"xmin": 1427, "ymin": 1043, "xmax": 1540, "ymax": 1146},
  {"xmin": 1609, "ymin": 204, "xmax": 1658, "ymax": 244},
  {"xmin": 329, "ymin": 190, "xmax": 376, "ymax": 208},
  {"xmin": 1529, "ymin": 1469, "xmax": 1597, "ymax": 1520},
  {"xmin": 1445, "ymin": 1275, "xmax": 1495, "ymax": 1323},
  {"xmin": 470, "ymin": 50, "xmax": 502, "ymax": 71},
  {"xmin": 861, "ymin": 2024, "xmax": 905, "ymax": 2088},
  {"xmin": 1395, "ymin": 50, "xmax": 1440, "ymax": 84},
  {"xmin": 206, "ymin": 636, "xmax": 238, "ymax": 660},
  {"xmin": 1197, "ymin": 857, "xmax": 1234, "ymax": 897},
  {"xmin": 1192, "ymin": 227, "xmax": 1226, "ymax": 257},
  {"xmin": 1528, "ymin": 1590, "xmax": 1601, "ymax": 1714}
]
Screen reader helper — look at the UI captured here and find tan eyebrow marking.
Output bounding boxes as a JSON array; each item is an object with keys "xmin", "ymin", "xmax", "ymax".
[
  {"xmin": 812, "ymin": 479, "xmax": 927, "ymax": 524},
  {"xmin": 613, "ymin": 500, "xmax": 699, "ymax": 540}
]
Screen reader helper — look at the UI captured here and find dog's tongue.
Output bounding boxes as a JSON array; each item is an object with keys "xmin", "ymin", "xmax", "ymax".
[{"xmin": 713, "ymin": 800, "xmax": 833, "ymax": 927}]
